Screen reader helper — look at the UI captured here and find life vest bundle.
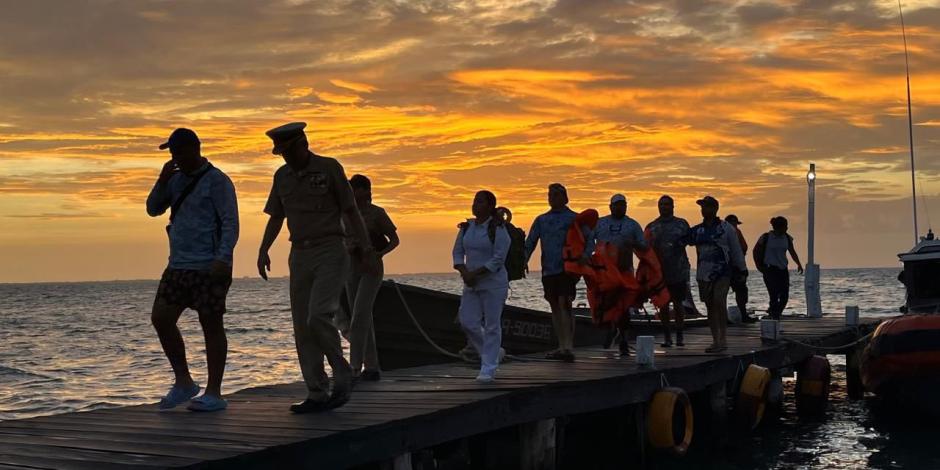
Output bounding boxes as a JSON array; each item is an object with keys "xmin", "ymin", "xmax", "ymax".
[
  {"xmin": 562, "ymin": 209, "xmax": 598, "ymax": 277},
  {"xmin": 563, "ymin": 209, "xmax": 670, "ymax": 327}
]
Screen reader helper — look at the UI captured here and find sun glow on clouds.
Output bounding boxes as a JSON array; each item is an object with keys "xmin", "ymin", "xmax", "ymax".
[{"xmin": 1, "ymin": 0, "xmax": 940, "ymax": 281}]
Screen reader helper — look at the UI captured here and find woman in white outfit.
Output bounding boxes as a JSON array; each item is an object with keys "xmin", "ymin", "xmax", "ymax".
[{"xmin": 452, "ymin": 190, "xmax": 510, "ymax": 383}]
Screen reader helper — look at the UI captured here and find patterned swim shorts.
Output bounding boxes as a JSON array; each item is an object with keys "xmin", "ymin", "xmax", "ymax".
[{"xmin": 155, "ymin": 268, "xmax": 232, "ymax": 315}]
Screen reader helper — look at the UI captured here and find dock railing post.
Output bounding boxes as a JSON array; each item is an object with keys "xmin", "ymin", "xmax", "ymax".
[{"xmin": 519, "ymin": 419, "xmax": 557, "ymax": 470}]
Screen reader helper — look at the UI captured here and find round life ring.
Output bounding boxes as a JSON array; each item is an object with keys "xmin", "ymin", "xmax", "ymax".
[{"xmin": 647, "ymin": 387, "xmax": 694, "ymax": 455}]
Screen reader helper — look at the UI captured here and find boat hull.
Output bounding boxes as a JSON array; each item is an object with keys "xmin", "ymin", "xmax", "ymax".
[
  {"xmin": 372, "ymin": 281, "xmax": 704, "ymax": 370},
  {"xmin": 860, "ymin": 314, "xmax": 940, "ymax": 415}
]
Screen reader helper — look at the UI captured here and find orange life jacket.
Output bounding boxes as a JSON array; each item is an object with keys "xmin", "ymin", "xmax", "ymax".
[
  {"xmin": 564, "ymin": 211, "xmax": 671, "ymax": 327},
  {"xmin": 562, "ymin": 209, "xmax": 599, "ymax": 277}
]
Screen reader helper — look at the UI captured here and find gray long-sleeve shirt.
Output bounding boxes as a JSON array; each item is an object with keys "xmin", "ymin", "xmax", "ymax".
[{"xmin": 146, "ymin": 162, "xmax": 239, "ymax": 270}]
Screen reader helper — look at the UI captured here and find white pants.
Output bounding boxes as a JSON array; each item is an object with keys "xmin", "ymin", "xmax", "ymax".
[{"xmin": 458, "ymin": 286, "xmax": 508, "ymax": 376}]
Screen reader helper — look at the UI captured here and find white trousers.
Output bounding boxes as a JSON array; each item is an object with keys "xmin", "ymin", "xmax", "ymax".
[{"xmin": 458, "ymin": 286, "xmax": 508, "ymax": 376}]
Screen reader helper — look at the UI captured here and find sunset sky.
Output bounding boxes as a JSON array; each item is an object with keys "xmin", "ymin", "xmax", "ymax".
[{"xmin": 1, "ymin": 0, "xmax": 939, "ymax": 282}]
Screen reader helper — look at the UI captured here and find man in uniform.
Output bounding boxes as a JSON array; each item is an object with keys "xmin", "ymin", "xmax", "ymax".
[{"xmin": 257, "ymin": 122, "xmax": 376, "ymax": 413}]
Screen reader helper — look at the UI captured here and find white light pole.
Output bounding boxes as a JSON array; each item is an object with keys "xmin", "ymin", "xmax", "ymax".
[{"xmin": 805, "ymin": 163, "xmax": 822, "ymax": 318}]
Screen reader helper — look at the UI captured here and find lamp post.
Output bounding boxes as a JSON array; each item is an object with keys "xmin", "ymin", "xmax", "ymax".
[{"xmin": 805, "ymin": 163, "xmax": 822, "ymax": 318}]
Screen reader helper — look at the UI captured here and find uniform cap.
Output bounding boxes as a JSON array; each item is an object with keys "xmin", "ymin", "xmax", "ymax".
[{"xmin": 266, "ymin": 122, "xmax": 307, "ymax": 154}]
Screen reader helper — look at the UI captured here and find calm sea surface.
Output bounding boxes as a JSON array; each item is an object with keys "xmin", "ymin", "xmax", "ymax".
[{"xmin": 1, "ymin": 268, "xmax": 937, "ymax": 468}]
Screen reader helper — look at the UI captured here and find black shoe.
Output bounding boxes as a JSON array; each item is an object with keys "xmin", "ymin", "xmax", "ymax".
[
  {"xmin": 619, "ymin": 340, "xmax": 631, "ymax": 357},
  {"xmin": 546, "ymin": 350, "xmax": 575, "ymax": 362},
  {"xmin": 326, "ymin": 389, "xmax": 351, "ymax": 409},
  {"xmin": 289, "ymin": 398, "xmax": 332, "ymax": 414},
  {"xmin": 359, "ymin": 369, "xmax": 381, "ymax": 382},
  {"xmin": 661, "ymin": 340, "xmax": 673, "ymax": 348},
  {"xmin": 742, "ymin": 316, "xmax": 758, "ymax": 324},
  {"xmin": 676, "ymin": 331, "xmax": 685, "ymax": 347}
]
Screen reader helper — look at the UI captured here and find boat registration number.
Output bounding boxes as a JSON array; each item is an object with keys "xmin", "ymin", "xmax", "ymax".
[{"xmin": 501, "ymin": 319, "xmax": 553, "ymax": 340}]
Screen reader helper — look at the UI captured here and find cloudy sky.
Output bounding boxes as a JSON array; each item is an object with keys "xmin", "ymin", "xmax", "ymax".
[{"xmin": 1, "ymin": 0, "xmax": 938, "ymax": 282}]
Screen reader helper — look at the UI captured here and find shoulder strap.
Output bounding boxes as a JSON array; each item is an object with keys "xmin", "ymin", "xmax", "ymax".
[{"xmin": 169, "ymin": 164, "xmax": 214, "ymax": 224}]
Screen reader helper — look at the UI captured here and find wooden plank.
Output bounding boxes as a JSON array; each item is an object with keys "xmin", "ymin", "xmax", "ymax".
[{"xmin": 0, "ymin": 320, "xmax": 878, "ymax": 469}]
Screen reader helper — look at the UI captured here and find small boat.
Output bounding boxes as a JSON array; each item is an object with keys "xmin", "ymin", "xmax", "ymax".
[
  {"xmin": 860, "ymin": 232, "xmax": 940, "ymax": 415},
  {"xmin": 372, "ymin": 280, "xmax": 705, "ymax": 370},
  {"xmin": 859, "ymin": 5, "xmax": 940, "ymax": 416}
]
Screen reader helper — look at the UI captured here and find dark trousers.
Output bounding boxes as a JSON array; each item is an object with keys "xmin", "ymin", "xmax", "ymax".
[
  {"xmin": 730, "ymin": 271, "xmax": 748, "ymax": 317},
  {"xmin": 762, "ymin": 267, "xmax": 789, "ymax": 320}
]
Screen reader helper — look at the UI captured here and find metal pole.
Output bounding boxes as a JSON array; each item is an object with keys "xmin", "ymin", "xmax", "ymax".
[
  {"xmin": 806, "ymin": 163, "xmax": 822, "ymax": 318},
  {"xmin": 808, "ymin": 163, "xmax": 815, "ymax": 266}
]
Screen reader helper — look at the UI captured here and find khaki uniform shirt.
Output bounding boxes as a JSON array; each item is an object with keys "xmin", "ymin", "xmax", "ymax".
[{"xmin": 264, "ymin": 153, "xmax": 355, "ymax": 242}]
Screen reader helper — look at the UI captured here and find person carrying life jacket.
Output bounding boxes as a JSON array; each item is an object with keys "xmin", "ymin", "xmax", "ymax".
[{"xmin": 571, "ymin": 194, "xmax": 666, "ymax": 356}]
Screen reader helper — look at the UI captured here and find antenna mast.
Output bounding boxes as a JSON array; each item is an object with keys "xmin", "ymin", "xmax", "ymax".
[{"xmin": 899, "ymin": 0, "xmax": 919, "ymax": 243}]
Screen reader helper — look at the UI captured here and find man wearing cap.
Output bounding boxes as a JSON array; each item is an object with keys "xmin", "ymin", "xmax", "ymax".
[
  {"xmin": 583, "ymin": 194, "xmax": 647, "ymax": 355},
  {"xmin": 724, "ymin": 214, "xmax": 755, "ymax": 323},
  {"xmin": 584, "ymin": 194, "xmax": 647, "ymax": 272},
  {"xmin": 257, "ymin": 122, "xmax": 376, "ymax": 413},
  {"xmin": 645, "ymin": 195, "xmax": 691, "ymax": 347},
  {"xmin": 146, "ymin": 128, "xmax": 239, "ymax": 412},
  {"xmin": 524, "ymin": 183, "xmax": 579, "ymax": 362},
  {"xmin": 689, "ymin": 196, "xmax": 746, "ymax": 353}
]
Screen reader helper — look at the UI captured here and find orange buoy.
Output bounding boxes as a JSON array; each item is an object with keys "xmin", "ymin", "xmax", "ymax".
[
  {"xmin": 647, "ymin": 387, "xmax": 694, "ymax": 455},
  {"xmin": 796, "ymin": 355, "xmax": 831, "ymax": 417},
  {"xmin": 735, "ymin": 364, "xmax": 771, "ymax": 430}
]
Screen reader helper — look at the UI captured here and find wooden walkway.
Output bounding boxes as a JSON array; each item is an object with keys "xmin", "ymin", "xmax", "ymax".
[{"xmin": 0, "ymin": 316, "xmax": 878, "ymax": 469}]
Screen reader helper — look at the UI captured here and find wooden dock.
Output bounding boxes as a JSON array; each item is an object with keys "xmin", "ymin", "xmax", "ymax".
[{"xmin": 0, "ymin": 316, "xmax": 878, "ymax": 469}]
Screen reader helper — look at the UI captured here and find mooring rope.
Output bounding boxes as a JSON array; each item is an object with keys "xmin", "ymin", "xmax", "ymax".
[
  {"xmin": 781, "ymin": 331, "xmax": 874, "ymax": 352},
  {"xmin": 390, "ymin": 280, "xmax": 464, "ymax": 360},
  {"xmin": 390, "ymin": 280, "xmax": 565, "ymax": 364}
]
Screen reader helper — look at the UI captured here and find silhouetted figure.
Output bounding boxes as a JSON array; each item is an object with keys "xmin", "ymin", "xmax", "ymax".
[
  {"xmin": 689, "ymin": 196, "xmax": 745, "ymax": 353},
  {"xmin": 453, "ymin": 190, "xmax": 511, "ymax": 383},
  {"xmin": 524, "ymin": 183, "xmax": 579, "ymax": 362},
  {"xmin": 256, "ymin": 122, "xmax": 377, "ymax": 413},
  {"xmin": 725, "ymin": 214, "xmax": 755, "ymax": 323},
  {"xmin": 753, "ymin": 216, "xmax": 804, "ymax": 320},
  {"xmin": 645, "ymin": 195, "xmax": 691, "ymax": 347},
  {"xmin": 585, "ymin": 194, "xmax": 647, "ymax": 356},
  {"xmin": 146, "ymin": 128, "xmax": 239, "ymax": 412},
  {"xmin": 342, "ymin": 174, "xmax": 399, "ymax": 382}
]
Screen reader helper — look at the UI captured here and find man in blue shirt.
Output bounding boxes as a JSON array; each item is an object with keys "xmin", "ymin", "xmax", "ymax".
[
  {"xmin": 525, "ymin": 183, "xmax": 578, "ymax": 362},
  {"xmin": 146, "ymin": 128, "xmax": 239, "ymax": 412}
]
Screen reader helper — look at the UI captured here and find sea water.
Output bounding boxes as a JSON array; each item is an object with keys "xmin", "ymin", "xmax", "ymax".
[{"xmin": 2, "ymin": 268, "xmax": 937, "ymax": 469}]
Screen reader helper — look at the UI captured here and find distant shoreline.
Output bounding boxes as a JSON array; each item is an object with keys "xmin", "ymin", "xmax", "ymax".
[{"xmin": 0, "ymin": 266, "xmax": 904, "ymax": 285}]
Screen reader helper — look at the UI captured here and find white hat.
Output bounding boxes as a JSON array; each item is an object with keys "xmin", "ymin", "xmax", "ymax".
[{"xmin": 610, "ymin": 194, "xmax": 626, "ymax": 204}]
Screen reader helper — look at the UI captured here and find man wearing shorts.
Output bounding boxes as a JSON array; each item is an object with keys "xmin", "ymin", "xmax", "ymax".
[
  {"xmin": 645, "ymin": 195, "xmax": 691, "ymax": 347},
  {"xmin": 525, "ymin": 183, "xmax": 579, "ymax": 362},
  {"xmin": 146, "ymin": 128, "xmax": 239, "ymax": 412}
]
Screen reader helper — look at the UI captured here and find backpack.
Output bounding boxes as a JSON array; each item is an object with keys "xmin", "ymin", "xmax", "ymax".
[{"xmin": 459, "ymin": 207, "xmax": 528, "ymax": 282}]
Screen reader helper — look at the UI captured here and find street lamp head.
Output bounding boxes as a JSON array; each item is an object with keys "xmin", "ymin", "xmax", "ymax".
[{"xmin": 807, "ymin": 163, "xmax": 816, "ymax": 184}]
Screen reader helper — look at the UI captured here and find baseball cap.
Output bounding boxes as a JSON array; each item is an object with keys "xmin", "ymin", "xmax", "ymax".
[
  {"xmin": 725, "ymin": 214, "xmax": 742, "ymax": 225},
  {"xmin": 159, "ymin": 128, "xmax": 200, "ymax": 150},
  {"xmin": 696, "ymin": 195, "xmax": 719, "ymax": 208},
  {"xmin": 610, "ymin": 194, "xmax": 626, "ymax": 205}
]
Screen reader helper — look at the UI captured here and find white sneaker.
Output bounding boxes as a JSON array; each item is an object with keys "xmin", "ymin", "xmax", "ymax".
[{"xmin": 475, "ymin": 372, "xmax": 495, "ymax": 384}]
